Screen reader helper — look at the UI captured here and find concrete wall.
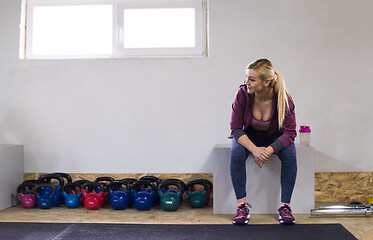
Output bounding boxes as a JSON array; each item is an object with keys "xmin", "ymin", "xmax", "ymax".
[{"xmin": 0, "ymin": 0, "xmax": 372, "ymax": 173}]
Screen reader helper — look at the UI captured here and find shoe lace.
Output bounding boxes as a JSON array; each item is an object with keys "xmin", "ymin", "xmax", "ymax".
[
  {"xmin": 281, "ymin": 205, "xmax": 292, "ymax": 216},
  {"xmin": 235, "ymin": 206, "xmax": 247, "ymax": 217}
]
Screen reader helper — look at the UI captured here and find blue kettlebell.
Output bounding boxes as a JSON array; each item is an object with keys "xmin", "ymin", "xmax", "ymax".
[
  {"xmin": 139, "ymin": 176, "xmax": 161, "ymax": 206},
  {"xmin": 34, "ymin": 183, "xmax": 56, "ymax": 209},
  {"xmin": 108, "ymin": 180, "xmax": 131, "ymax": 210},
  {"xmin": 121, "ymin": 178, "xmax": 137, "ymax": 207},
  {"xmin": 186, "ymin": 180, "xmax": 208, "ymax": 208},
  {"xmin": 62, "ymin": 182, "xmax": 82, "ymax": 208},
  {"xmin": 38, "ymin": 174, "xmax": 64, "ymax": 207},
  {"xmin": 158, "ymin": 180, "xmax": 183, "ymax": 211},
  {"xmin": 131, "ymin": 180, "xmax": 156, "ymax": 211}
]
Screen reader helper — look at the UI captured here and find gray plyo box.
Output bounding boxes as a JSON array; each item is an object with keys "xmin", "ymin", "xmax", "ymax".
[
  {"xmin": 0, "ymin": 145, "xmax": 24, "ymax": 211},
  {"xmin": 213, "ymin": 144, "xmax": 314, "ymax": 214}
]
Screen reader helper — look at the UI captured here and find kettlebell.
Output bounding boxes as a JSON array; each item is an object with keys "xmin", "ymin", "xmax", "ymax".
[
  {"xmin": 121, "ymin": 178, "xmax": 137, "ymax": 207},
  {"xmin": 38, "ymin": 174, "xmax": 64, "ymax": 207},
  {"xmin": 17, "ymin": 182, "xmax": 37, "ymax": 208},
  {"xmin": 81, "ymin": 182, "xmax": 105, "ymax": 210},
  {"xmin": 62, "ymin": 182, "xmax": 82, "ymax": 208},
  {"xmin": 34, "ymin": 183, "xmax": 56, "ymax": 209},
  {"xmin": 161, "ymin": 179, "xmax": 186, "ymax": 204},
  {"xmin": 190, "ymin": 179, "xmax": 213, "ymax": 206},
  {"xmin": 186, "ymin": 180, "xmax": 209, "ymax": 208},
  {"xmin": 139, "ymin": 176, "xmax": 162, "ymax": 206},
  {"xmin": 131, "ymin": 180, "xmax": 156, "ymax": 211},
  {"xmin": 94, "ymin": 177, "xmax": 114, "ymax": 207},
  {"xmin": 158, "ymin": 180, "xmax": 183, "ymax": 211},
  {"xmin": 108, "ymin": 180, "xmax": 131, "ymax": 210}
]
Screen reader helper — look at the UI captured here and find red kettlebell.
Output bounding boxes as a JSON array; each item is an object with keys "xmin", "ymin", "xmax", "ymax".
[
  {"xmin": 190, "ymin": 179, "xmax": 213, "ymax": 206},
  {"xmin": 94, "ymin": 177, "xmax": 114, "ymax": 207},
  {"xmin": 17, "ymin": 182, "xmax": 37, "ymax": 208},
  {"xmin": 81, "ymin": 182, "xmax": 104, "ymax": 210}
]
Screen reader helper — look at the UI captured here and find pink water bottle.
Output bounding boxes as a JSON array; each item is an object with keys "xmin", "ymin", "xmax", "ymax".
[{"xmin": 299, "ymin": 126, "xmax": 311, "ymax": 146}]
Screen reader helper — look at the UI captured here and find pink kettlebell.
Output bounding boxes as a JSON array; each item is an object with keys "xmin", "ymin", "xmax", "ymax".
[{"xmin": 17, "ymin": 182, "xmax": 37, "ymax": 208}]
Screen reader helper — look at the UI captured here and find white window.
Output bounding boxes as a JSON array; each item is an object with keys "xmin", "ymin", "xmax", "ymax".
[{"xmin": 20, "ymin": 0, "xmax": 208, "ymax": 59}]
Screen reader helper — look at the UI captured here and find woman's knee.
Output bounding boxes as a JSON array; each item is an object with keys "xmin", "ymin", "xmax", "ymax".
[{"xmin": 231, "ymin": 139, "xmax": 248, "ymax": 156}]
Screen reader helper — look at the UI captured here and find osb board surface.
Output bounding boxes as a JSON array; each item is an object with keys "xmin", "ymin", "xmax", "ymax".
[
  {"xmin": 315, "ymin": 172, "xmax": 373, "ymax": 205},
  {"xmin": 24, "ymin": 173, "xmax": 213, "ymax": 183}
]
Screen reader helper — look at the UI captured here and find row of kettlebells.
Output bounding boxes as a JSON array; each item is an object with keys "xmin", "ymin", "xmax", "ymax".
[{"xmin": 17, "ymin": 173, "xmax": 213, "ymax": 212}]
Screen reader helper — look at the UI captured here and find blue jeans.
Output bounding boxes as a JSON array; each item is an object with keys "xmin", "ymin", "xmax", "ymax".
[{"xmin": 230, "ymin": 131, "xmax": 297, "ymax": 203}]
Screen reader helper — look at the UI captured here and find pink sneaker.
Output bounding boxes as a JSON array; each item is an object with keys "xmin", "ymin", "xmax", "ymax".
[
  {"xmin": 278, "ymin": 204, "xmax": 295, "ymax": 225},
  {"xmin": 233, "ymin": 203, "xmax": 251, "ymax": 225}
]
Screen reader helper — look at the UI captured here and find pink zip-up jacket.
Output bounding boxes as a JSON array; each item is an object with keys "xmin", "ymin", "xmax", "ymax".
[{"xmin": 229, "ymin": 85, "xmax": 297, "ymax": 153}]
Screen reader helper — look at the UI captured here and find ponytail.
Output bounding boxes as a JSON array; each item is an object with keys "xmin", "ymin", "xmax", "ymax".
[{"xmin": 273, "ymin": 71, "xmax": 294, "ymax": 129}]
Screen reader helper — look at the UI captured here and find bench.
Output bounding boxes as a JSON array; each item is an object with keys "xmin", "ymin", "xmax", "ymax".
[{"xmin": 212, "ymin": 144, "xmax": 314, "ymax": 214}]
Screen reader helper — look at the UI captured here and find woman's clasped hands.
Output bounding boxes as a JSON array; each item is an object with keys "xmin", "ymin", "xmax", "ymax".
[{"xmin": 253, "ymin": 146, "xmax": 274, "ymax": 168}]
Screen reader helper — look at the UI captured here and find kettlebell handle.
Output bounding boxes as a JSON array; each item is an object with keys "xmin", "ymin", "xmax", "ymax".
[
  {"xmin": 38, "ymin": 174, "xmax": 64, "ymax": 187},
  {"xmin": 17, "ymin": 182, "xmax": 37, "ymax": 193},
  {"xmin": 81, "ymin": 182, "xmax": 105, "ymax": 193},
  {"xmin": 139, "ymin": 176, "xmax": 162, "ymax": 188},
  {"xmin": 94, "ymin": 177, "xmax": 114, "ymax": 183},
  {"xmin": 193, "ymin": 179, "xmax": 213, "ymax": 190},
  {"xmin": 186, "ymin": 179, "xmax": 209, "ymax": 192},
  {"xmin": 132, "ymin": 180, "xmax": 157, "ymax": 192},
  {"xmin": 108, "ymin": 180, "xmax": 130, "ymax": 191},
  {"xmin": 158, "ymin": 180, "xmax": 183, "ymax": 193},
  {"xmin": 53, "ymin": 173, "xmax": 72, "ymax": 183},
  {"xmin": 34, "ymin": 183, "xmax": 56, "ymax": 194},
  {"xmin": 63, "ymin": 182, "xmax": 81, "ymax": 193}
]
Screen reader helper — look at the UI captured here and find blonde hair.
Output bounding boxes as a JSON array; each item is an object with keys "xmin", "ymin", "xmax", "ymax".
[{"xmin": 247, "ymin": 59, "xmax": 294, "ymax": 129}]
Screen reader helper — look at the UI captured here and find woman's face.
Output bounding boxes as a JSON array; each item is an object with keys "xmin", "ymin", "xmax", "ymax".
[{"xmin": 245, "ymin": 69, "xmax": 266, "ymax": 94}]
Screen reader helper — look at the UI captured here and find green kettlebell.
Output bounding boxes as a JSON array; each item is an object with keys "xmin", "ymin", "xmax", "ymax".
[
  {"xmin": 186, "ymin": 180, "xmax": 208, "ymax": 208},
  {"xmin": 158, "ymin": 180, "xmax": 183, "ymax": 211}
]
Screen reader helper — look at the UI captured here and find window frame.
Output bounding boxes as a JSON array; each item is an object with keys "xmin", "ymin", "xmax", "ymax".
[{"xmin": 22, "ymin": 0, "xmax": 208, "ymax": 59}]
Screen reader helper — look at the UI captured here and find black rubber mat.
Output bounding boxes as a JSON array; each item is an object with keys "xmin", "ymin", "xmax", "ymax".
[{"xmin": 0, "ymin": 222, "xmax": 357, "ymax": 240}]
